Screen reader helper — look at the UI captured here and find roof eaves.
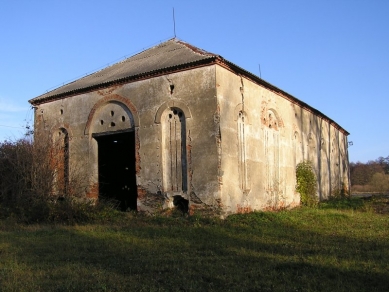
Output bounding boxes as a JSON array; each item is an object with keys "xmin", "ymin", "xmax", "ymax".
[
  {"xmin": 29, "ymin": 56, "xmax": 218, "ymax": 105},
  {"xmin": 215, "ymin": 58, "xmax": 349, "ymax": 136}
]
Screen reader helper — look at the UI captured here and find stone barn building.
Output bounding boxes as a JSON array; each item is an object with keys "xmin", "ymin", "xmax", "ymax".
[{"xmin": 29, "ymin": 38, "xmax": 350, "ymax": 215}]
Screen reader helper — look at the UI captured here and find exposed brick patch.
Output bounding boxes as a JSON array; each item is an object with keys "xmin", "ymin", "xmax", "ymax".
[
  {"xmin": 214, "ymin": 103, "xmax": 223, "ymax": 191},
  {"xmin": 187, "ymin": 130, "xmax": 193, "ymax": 192},
  {"xmin": 263, "ymin": 200, "xmax": 299, "ymax": 211},
  {"xmin": 261, "ymin": 104, "xmax": 284, "ymax": 130},
  {"xmin": 137, "ymin": 187, "xmax": 165, "ymax": 211},
  {"xmin": 237, "ymin": 204, "xmax": 252, "ymax": 214},
  {"xmin": 260, "ymin": 101, "xmax": 268, "ymax": 127},
  {"xmin": 189, "ymin": 192, "xmax": 222, "ymax": 217},
  {"xmin": 137, "ymin": 186, "xmax": 147, "ymax": 200},
  {"xmin": 86, "ymin": 183, "xmax": 99, "ymax": 198},
  {"xmin": 135, "ymin": 128, "xmax": 141, "ymax": 174},
  {"xmin": 188, "ymin": 204, "xmax": 201, "ymax": 216}
]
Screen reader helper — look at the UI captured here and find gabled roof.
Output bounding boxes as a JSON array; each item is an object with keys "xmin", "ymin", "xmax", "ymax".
[
  {"xmin": 29, "ymin": 39, "xmax": 218, "ymax": 104},
  {"xmin": 29, "ymin": 38, "xmax": 349, "ymax": 135}
]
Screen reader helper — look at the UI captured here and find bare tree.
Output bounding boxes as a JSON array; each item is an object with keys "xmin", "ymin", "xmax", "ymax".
[{"xmin": 0, "ymin": 130, "xmax": 90, "ymax": 223}]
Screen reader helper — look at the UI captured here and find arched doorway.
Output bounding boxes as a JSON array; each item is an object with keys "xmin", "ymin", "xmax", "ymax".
[{"xmin": 89, "ymin": 101, "xmax": 138, "ymax": 211}]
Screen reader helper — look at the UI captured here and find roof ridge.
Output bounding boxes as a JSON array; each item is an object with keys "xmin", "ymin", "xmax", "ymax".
[{"xmin": 176, "ymin": 39, "xmax": 219, "ymax": 58}]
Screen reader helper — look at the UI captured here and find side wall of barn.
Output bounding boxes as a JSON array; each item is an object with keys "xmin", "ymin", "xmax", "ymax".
[{"xmin": 216, "ymin": 66, "xmax": 349, "ymax": 214}]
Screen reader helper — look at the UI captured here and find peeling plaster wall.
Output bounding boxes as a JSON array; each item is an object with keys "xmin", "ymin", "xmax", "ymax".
[
  {"xmin": 34, "ymin": 66, "xmax": 219, "ymax": 212},
  {"xmin": 216, "ymin": 66, "xmax": 349, "ymax": 214},
  {"xmin": 34, "ymin": 63, "xmax": 349, "ymax": 215}
]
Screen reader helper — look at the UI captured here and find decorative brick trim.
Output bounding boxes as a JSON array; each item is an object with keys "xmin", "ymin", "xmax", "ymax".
[{"xmin": 84, "ymin": 94, "xmax": 140, "ymax": 135}]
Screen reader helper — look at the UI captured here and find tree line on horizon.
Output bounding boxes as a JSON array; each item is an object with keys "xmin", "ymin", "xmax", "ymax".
[{"xmin": 350, "ymin": 156, "xmax": 389, "ymax": 193}]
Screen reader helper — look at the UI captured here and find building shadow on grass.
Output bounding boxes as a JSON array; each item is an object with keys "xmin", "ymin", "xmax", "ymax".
[{"xmin": 1, "ymin": 217, "xmax": 389, "ymax": 291}]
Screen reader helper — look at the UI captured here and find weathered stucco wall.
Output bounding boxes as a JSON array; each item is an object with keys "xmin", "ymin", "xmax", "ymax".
[
  {"xmin": 216, "ymin": 66, "xmax": 349, "ymax": 214},
  {"xmin": 34, "ymin": 66, "xmax": 219, "ymax": 212},
  {"xmin": 33, "ymin": 63, "xmax": 349, "ymax": 216}
]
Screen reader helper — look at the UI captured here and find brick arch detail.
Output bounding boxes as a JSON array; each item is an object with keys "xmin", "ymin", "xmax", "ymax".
[
  {"xmin": 268, "ymin": 108, "xmax": 284, "ymax": 128},
  {"xmin": 84, "ymin": 94, "xmax": 140, "ymax": 135}
]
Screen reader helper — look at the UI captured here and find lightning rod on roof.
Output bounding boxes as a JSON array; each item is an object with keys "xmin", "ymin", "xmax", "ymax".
[
  {"xmin": 173, "ymin": 8, "xmax": 176, "ymax": 38},
  {"xmin": 258, "ymin": 64, "xmax": 262, "ymax": 79}
]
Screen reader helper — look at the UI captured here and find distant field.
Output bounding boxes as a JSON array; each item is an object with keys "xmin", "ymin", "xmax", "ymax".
[{"xmin": 0, "ymin": 196, "xmax": 388, "ymax": 291}]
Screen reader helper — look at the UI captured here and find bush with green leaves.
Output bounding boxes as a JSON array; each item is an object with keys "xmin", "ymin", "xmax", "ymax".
[{"xmin": 296, "ymin": 160, "xmax": 318, "ymax": 207}]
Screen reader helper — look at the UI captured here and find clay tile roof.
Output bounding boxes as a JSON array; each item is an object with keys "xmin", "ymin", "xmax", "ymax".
[{"xmin": 29, "ymin": 38, "xmax": 218, "ymax": 104}]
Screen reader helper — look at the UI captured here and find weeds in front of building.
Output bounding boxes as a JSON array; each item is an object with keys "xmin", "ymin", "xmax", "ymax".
[
  {"xmin": 0, "ymin": 131, "xmax": 385, "ymax": 225},
  {"xmin": 0, "ymin": 130, "xmax": 119, "ymax": 224}
]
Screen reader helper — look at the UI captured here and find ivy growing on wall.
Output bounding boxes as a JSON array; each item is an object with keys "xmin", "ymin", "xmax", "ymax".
[{"xmin": 296, "ymin": 160, "xmax": 318, "ymax": 207}]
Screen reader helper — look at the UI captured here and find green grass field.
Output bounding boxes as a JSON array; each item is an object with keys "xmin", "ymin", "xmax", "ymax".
[{"xmin": 0, "ymin": 196, "xmax": 388, "ymax": 291}]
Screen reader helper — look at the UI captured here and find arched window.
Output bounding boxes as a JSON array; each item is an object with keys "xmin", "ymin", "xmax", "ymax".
[
  {"xmin": 238, "ymin": 110, "xmax": 249, "ymax": 191},
  {"xmin": 162, "ymin": 108, "xmax": 187, "ymax": 192},
  {"xmin": 308, "ymin": 133, "xmax": 317, "ymax": 164},
  {"xmin": 264, "ymin": 110, "xmax": 280, "ymax": 192},
  {"xmin": 56, "ymin": 128, "xmax": 69, "ymax": 194},
  {"xmin": 90, "ymin": 101, "xmax": 135, "ymax": 134},
  {"xmin": 294, "ymin": 131, "xmax": 302, "ymax": 166}
]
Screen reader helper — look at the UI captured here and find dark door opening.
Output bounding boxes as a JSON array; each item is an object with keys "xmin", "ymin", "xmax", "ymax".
[{"xmin": 94, "ymin": 131, "xmax": 137, "ymax": 211}]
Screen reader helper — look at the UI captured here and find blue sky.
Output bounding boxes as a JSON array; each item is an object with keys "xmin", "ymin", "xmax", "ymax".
[{"xmin": 0, "ymin": 0, "xmax": 388, "ymax": 163}]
